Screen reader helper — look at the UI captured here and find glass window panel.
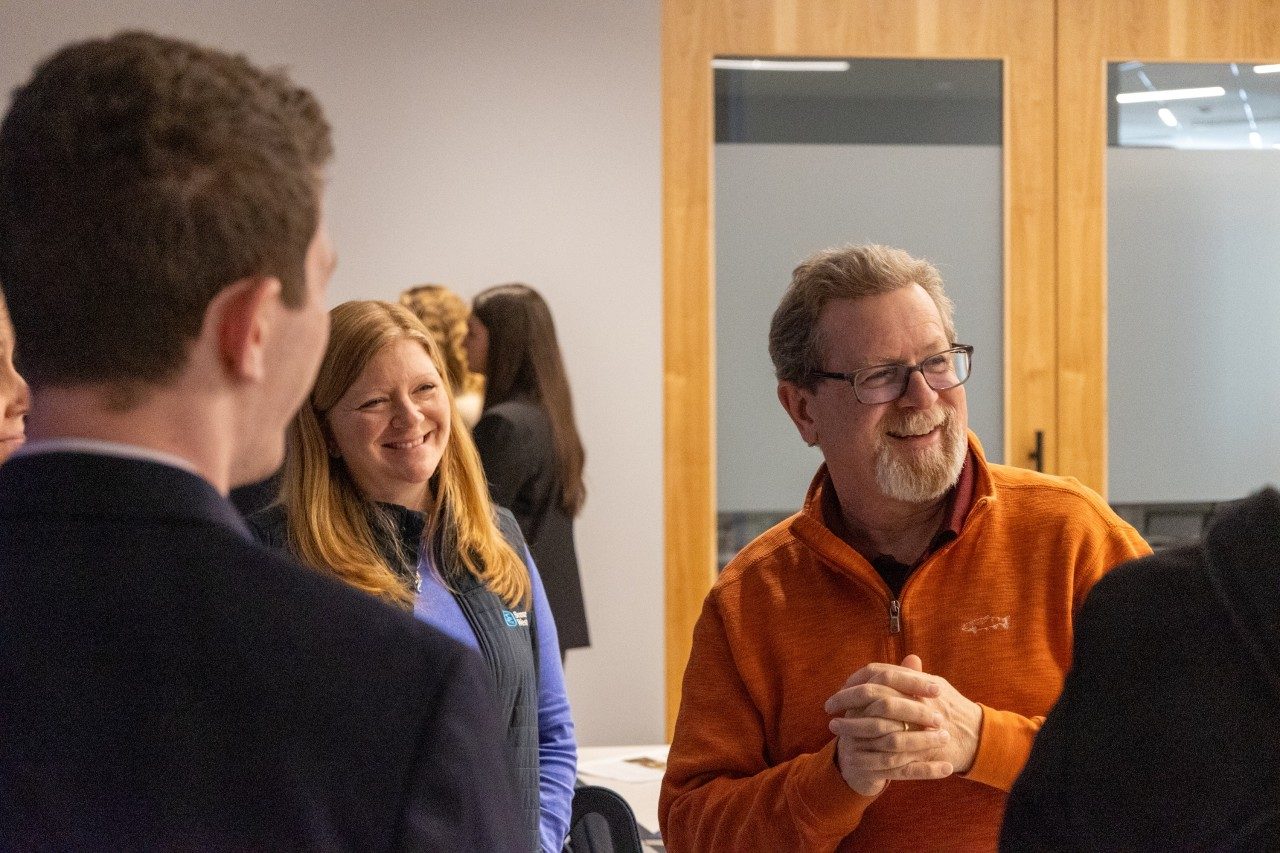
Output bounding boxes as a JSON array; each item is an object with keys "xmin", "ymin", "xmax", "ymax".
[
  {"xmin": 1111, "ymin": 61, "xmax": 1280, "ymax": 150},
  {"xmin": 1108, "ymin": 60, "xmax": 1280, "ymax": 504}
]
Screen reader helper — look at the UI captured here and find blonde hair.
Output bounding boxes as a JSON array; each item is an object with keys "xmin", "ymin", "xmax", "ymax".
[
  {"xmin": 280, "ymin": 300, "xmax": 529, "ymax": 608},
  {"xmin": 399, "ymin": 284, "xmax": 483, "ymax": 396}
]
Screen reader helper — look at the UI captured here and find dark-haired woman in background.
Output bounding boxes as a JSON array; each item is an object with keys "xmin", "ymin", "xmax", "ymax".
[{"xmin": 467, "ymin": 284, "xmax": 589, "ymax": 660}]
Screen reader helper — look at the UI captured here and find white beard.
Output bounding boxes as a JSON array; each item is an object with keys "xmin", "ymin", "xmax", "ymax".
[{"xmin": 874, "ymin": 406, "xmax": 967, "ymax": 503}]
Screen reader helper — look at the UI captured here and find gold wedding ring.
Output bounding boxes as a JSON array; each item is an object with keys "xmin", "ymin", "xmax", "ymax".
[{"xmin": 902, "ymin": 720, "xmax": 910, "ymax": 733}]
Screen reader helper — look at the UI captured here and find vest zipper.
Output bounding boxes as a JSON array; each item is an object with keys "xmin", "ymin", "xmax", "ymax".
[{"xmin": 889, "ymin": 598, "xmax": 902, "ymax": 634}]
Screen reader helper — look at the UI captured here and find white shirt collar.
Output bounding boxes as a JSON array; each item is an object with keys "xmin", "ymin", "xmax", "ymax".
[{"xmin": 14, "ymin": 437, "xmax": 201, "ymax": 477}]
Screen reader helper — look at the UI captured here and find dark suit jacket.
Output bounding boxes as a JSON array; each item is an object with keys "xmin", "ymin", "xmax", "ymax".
[
  {"xmin": 0, "ymin": 452, "xmax": 524, "ymax": 851},
  {"xmin": 474, "ymin": 397, "xmax": 589, "ymax": 654},
  {"xmin": 228, "ymin": 469, "xmax": 281, "ymax": 520},
  {"xmin": 1001, "ymin": 489, "xmax": 1280, "ymax": 852}
]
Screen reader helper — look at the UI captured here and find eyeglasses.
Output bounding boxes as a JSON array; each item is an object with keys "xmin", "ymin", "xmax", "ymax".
[{"xmin": 811, "ymin": 344, "xmax": 973, "ymax": 405}]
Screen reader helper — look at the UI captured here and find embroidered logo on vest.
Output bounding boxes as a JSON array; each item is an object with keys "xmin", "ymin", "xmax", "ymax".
[
  {"xmin": 502, "ymin": 609, "xmax": 529, "ymax": 628},
  {"xmin": 962, "ymin": 615, "xmax": 1010, "ymax": 634}
]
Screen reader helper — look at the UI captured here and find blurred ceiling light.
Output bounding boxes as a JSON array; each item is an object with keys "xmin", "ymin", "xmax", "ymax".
[
  {"xmin": 1250, "ymin": 131, "xmax": 1263, "ymax": 148},
  {"xmin": 1115, "ymin": 86, "xmax": 1226, "ymax": 104},
  {"xmin": 1253, "ymin": 64, "xmax": 1280, "ymax": 74},
  {"xmin": 1157, "ymin": 108, "xmax": 1178, "ymax": 127},
  {"xmin": 712, "ymin": 58, "xmax": 851, "ymax": 72}
]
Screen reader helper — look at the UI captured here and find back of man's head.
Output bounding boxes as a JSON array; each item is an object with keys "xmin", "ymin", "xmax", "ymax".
[{"xmin": 0, "ymin": 31, "xmax": 332, "ymax": 395}]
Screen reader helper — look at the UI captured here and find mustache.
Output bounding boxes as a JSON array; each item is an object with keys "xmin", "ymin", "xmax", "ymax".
[{"xmin": 882, "ymin": 407, "xmax": 951, "ymax": 438}]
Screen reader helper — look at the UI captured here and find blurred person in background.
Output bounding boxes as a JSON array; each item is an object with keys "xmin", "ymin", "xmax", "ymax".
[
  {"xmin": 467, "ymin": 283, "xmax": 590, "ymax": 661},
  {"xmin": 0, "ymin": 292, "xmax": 30, "ymax": 462},
  {"xmin": 251, "ymin": 300, "xmax": 576, "ymax": 853},
  {"xmin": 400, "ymin": 283, "xmax": 485, "ymax": 428}
]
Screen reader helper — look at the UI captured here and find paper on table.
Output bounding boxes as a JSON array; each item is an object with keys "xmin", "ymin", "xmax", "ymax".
[{"xmin": 577, "ymin": 751, "xmax": 668, "ymax": 783}]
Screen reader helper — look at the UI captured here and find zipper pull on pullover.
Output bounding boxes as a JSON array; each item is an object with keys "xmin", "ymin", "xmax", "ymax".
[{"xmin": 889, "ymin": 598, "xmax": 902, "ymax": 634}]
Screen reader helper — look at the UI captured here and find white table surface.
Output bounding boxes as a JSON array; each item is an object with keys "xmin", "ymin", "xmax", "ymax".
[{"xmin": 577, "ymin": 744, "xmax": 669, "ymax": 840}]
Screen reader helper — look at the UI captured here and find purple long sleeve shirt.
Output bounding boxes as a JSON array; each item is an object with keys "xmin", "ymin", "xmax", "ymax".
[{"xmin": 413, "ymin": 549, "xmax": 577, "ymax": 852}]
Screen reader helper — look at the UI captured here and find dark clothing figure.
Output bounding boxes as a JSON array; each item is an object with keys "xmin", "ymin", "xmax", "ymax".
[
  {"xmin": 1001, "ymin": 488, "xmax": 1280, "ymax": 852},
  {"xmin": 474, "ymin": 396, "xmax": 590, "ymax": 655},
  {"xmin": 0, "ymin": 452, "xmax": 524, "ymax": 851},
  {"xmin": 229, "ymin": 469, "xmax": 281, "ymax": 519}
]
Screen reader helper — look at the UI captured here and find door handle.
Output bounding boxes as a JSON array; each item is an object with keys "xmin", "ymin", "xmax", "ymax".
[{"xmin": 1028, "ymin": 430, "xmax": 1045, "ymax": 473}]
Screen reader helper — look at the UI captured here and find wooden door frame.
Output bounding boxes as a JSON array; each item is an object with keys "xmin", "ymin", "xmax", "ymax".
[
  {"xmin": 1056, "ymin": 0, "xmax": 1280, "ymax": 491},
  {"xmin": 661, "ymin": 0, "xmax": 1058, "ymax": 735}
]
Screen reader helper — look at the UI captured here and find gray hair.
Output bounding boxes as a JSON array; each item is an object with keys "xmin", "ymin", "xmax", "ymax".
[{"xmin": 768, "ymin": 243, "xmax": 956, "ymax": 388}]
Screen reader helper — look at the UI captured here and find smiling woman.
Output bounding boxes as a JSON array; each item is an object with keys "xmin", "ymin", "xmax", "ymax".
[
  {"xmin": 325, "ymin": 338, "xmax": 452, "ymax": 510},
  {"xmin": 246, "ymin": 300, "xmax": 577, "ymax": 853},
  {"xmin": 0, "ymin": 292, "xmax": 30, "ymax": 462}
]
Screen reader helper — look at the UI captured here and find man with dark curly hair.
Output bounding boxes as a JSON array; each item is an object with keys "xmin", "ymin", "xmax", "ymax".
[{"xmin": 0, "ymin": 31, "xmax": 521, "ymax": 850}]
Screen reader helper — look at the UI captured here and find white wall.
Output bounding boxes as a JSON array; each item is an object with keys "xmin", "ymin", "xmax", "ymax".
[{"xmin": 0, "ymin": 0, "xmax": 664, "ymax": 745}]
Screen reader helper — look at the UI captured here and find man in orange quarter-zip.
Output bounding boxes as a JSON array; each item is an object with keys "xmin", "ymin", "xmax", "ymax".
[{"xmin": 659, "ymin": 243, "xmax": 1149, "ymax": 852}]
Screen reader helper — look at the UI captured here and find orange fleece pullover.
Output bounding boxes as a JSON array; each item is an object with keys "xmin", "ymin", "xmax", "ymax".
[{"xmin": 660, "ymin": 436, "xmax": 1150, "ymax": 852}]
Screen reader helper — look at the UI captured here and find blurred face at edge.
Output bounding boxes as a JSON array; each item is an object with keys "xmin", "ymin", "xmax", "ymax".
[{"xmin": 0, "ymin": 299, "xmax": 30, "ymax": 463}]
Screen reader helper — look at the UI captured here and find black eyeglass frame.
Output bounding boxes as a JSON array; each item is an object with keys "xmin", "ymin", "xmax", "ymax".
[{"xmin": 810, "ymin": 344, "xmax": 974, "ymax": 405}]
